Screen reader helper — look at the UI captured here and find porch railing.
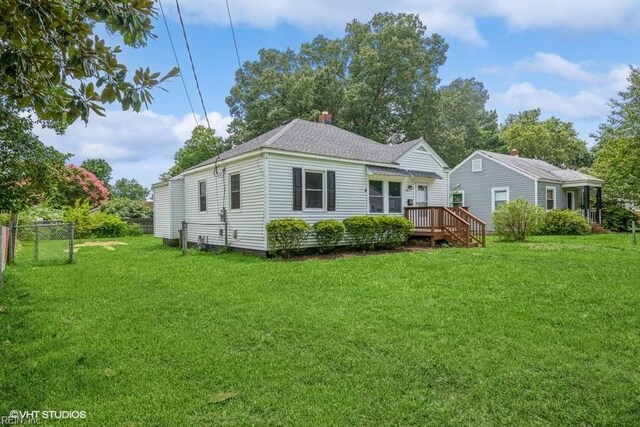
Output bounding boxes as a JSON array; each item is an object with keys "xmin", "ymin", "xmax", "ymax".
[
  {"xmin": 587, "ymin": 209, "xmax": 602, "ymax": 224},
  {"xmin": 451, "ymin": 207, "xmax": 487, "ymax": 247},
  {"xmin": 404, "ymin": 206, "xmax": 487, "ymax": 248}
]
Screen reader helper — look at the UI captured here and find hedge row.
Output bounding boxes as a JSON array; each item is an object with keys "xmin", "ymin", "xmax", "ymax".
[{"xmin": 267, "ymin": 216, "xmax": 413, "ymax": 257}]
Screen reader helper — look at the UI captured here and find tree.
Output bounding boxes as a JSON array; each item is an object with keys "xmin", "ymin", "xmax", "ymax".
[
  {"xmin": 112, "ymin": 178, "xmax": 149, "ymax": 201},
  {"xmin": 59, "ymin": 165, "xmax": 110, "ymax": 207},
  {"xmin": 0, "ymin": 0, "xmax": 178, "ymax": 130},
  {"xmin": 226, "ymin": 13, "xmax": 448, "ymax": 145},
  {"xmin": 432, "ymin": 78, "xmax": 502, "ymax": 166},
  {"xmin": 81, "ymin": 158, "xmax": 113, "ymax": 187},
  {"xmin": 160, "ymin": 125, "xmax": 226, "ymax": 180},
  {"xmin": 0, "ymin": 101, "xmax": 69, "ymax": 215},
  {"xmin": 100, "ymin": 197, "xmax": 152, "ymax": 219},
  {"xmin": 592, "ymin": 66, "xmax": 640, "ymax": 202},
  {"xmin": 499, "ymin": 109, "xmax": 592, "ymax": 169}
]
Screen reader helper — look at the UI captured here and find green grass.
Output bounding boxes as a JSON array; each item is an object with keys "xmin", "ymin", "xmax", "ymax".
[{"xmin": 1, "ymin": 235, "xmax": 639, "ymax": 425}]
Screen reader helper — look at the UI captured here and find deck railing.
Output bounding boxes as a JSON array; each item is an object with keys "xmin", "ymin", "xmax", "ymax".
[{"xmin": 404, "ymin": 206, "xmax": 487, "ymax": 248}]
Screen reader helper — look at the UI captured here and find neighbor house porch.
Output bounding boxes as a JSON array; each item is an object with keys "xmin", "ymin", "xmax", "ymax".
[{"xmin": 563, "ymin": 184, "xmax": 603, "ymax": 224}]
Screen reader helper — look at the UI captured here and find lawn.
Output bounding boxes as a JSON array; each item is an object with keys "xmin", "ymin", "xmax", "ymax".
[{"xmin": 1, "ymin": 235, "xmax": 639, "ymax": 425}]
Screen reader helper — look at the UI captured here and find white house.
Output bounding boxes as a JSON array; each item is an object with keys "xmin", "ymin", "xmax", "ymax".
[{"xmin": 153, "ymin": 116, "xmax": 451, "ymax": 253}]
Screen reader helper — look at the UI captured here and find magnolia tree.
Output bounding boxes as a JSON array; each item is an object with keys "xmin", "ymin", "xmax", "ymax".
[{"xmin": 61, "ymin": 165, "xmax": 110, "ymax": 207}]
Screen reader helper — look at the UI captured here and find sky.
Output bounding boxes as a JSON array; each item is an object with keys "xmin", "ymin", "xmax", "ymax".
[{"xmin": 35, "ymin": 0, "xmax": 640, "ymax": 189}]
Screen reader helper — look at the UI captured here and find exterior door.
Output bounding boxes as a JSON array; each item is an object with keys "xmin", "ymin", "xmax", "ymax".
[
  {"xmin": 416, "ymin": 185, "xmax": 428, "ymax": 206},
  {"xmin": 566, "ymin": 191, "xmax": 575, "ymax": 210}
]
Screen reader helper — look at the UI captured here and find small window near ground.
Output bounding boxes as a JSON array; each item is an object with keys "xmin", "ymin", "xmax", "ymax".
[
  {"xmin": 472, "ymin": 158, "xmax": 482, "ymax": 172},
  {"xmin": 388, "ymin": 182, "xmax": 402, "ymax": 213},
  {"xmin": 305, "ymin": 171, "xmax": 324, "ymax": 209},
  {"xmin": 369, "ymin": 180, "xmax": 384, "ymax": 213},
  {"xmin": 199, "ymin": 181, "xmax": 207, "ymax": 212},
  {"xmin": 493, "ymin": 189, "xmax": 508, "ymax": 210},
  {"xmin": 230, "ymin": 174, "xmax": 241, "ymax": 210},
  {"xmin": 452, "ymin": 192, "xmax": 464, "ymax": 207},
  {"xmin": 546, "ymin": 188, "xmax": 556, "ymax": 210}
]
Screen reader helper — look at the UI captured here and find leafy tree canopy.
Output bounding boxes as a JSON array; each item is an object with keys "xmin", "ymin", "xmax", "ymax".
[
  {"xmin": 101, "ymin": 197, "xmax": 152, "ymax": 219},
  {"xmin": 592, "ymin": 66, "xmax": 640, "ymax": 202},
  {"xmin": 500, "ymin": 109, "xmax": 592, "ymax": 169},
  {"xmin": 160, "ymin": 125, "xmax": 227, "ymax": 180},
  {"xmin": 226, "ymin": 12, "xmax": 448, "ymax": 145},
  {"xmin": 81, "ymin": 158, "xmax": 113, "ymax": 187},
  {"xmin": 0, "ymin": 101, "xmax": 69, "ymax": 213},
  {"xmin": 112, "ymin": 178, "xmax": 149, "ymax": 201},
  {"xmin": 0, "ymin": 0, "xmax": 178, "ymax": 130}
]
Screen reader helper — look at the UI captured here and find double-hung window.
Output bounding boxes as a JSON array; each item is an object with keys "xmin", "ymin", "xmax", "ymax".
[
  {"xmin": 230, "ymin": 174, "xmax": 241, "ymax": 210},
  {"xmin": 388, "ymin": 182, "xmax": 402, "ymax": 213},
  {"xmin": 492, "ymin": 187, "xmax": 508, "ymax": 210},
  {"xmin": 305, "ymin": 171, "xmax": 324, "ymax": 209},
  {"xmin": 546, "ymin": 187, "xmax": 556, "ymax": 210},
  {"xmin": 369, "ymin": 180, "xmax": 384, "ymax": 213},
  {"xmin": 198, "ymin": 181, "xmax": 207, "ymax": 212}
]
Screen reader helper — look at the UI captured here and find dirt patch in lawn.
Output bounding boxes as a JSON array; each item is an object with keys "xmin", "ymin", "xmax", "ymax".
[{"xmin": 72, "ymin": 241, "xmax": 128, "ymax": 252}]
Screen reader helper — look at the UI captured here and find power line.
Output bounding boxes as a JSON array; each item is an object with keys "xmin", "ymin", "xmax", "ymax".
[
  {"xmin": 225, "ymin": 0, "xmax": 242, "ymax": 69},
  {"xmin": 158, "ymin": 0, "xmax": 198, "ymax": 124},
  {"xmin": 174, "ymin": 0, "xmax": 213, "ymax": 131}
]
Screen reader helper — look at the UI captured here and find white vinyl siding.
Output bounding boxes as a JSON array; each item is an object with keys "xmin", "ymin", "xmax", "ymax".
[
  {"xmin": 153, "ymin": 184, "xmax": 171, "ymax": 239},
  {"xmin": 397, "ymin": 144, "xmax": 449, "ymax": 206},
  {"xmin": 169, "ymin": 179, "xmax": 185, "ymax": 239}
]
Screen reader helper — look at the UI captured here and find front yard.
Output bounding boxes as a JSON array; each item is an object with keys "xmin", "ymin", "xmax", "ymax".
[{"xmin": 1, "ymin": 235, "xmax": 639, "ymax": 425}]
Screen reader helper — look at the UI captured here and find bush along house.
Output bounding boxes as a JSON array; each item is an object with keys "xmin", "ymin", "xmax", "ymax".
[
  {"xmin": 153, "ymin": 113, "xmax": 487, "ymax": 254},
  {"xmin": 449, "ymin": 149, "xmax": 604, "ymax": 231}
]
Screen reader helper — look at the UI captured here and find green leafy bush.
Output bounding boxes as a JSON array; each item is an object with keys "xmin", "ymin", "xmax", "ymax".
[
  {"xmin": 63, "ymin": 200, "xmax": 127, "ymax": 238},
  {"xmin": 313, "ymin": 219, "xmax": 345, "ymax": 252},
  {"xmin": 343, "ymin": 216, "xmax": 378, "ymax": 249},
  {"xmin": 540, "ymin": 210, "xmax": 591, "ymax": 235},
  {"xmin": 602, "ymin": 201, "xmax": 637, "ymax": 232},
  {"xmin": 266, "ymin": 218, "xmax": 311, "ymax": 258},
  {"xmin": 376, "ymin": 216, "xmax": 413, "ymax": 249},
  {"xmin": 100, "ymin": 197, "xmax": 152, "ymax": 219},
  {"xmin": 492, "ymin": 198, "xmax": 544, "ymax": 241},
  {"xmin": 125, "ymin": 223, "xmax": 144, "ymax": 236},
  {"xmin": 0, "ymin": 203, "xmax": 65, "ymax": 241}
]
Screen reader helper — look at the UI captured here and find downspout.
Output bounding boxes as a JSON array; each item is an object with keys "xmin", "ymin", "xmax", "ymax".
[{"xmin": 263, "ymin": 153, "xmax": 269, "ymax": 252}]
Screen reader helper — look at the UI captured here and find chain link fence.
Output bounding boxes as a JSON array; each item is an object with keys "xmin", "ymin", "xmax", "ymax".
[{"xmin": 8, "ymin": 222, "xmax": 74, "ymax": 266}]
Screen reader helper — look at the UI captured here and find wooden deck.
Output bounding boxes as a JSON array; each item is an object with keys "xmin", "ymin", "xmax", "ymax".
[{"xmin": 404, "ymin": 206, "xmax": 486, "ymax": 248}]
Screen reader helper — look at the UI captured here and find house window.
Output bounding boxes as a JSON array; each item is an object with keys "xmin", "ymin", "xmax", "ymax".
[
  {"xmin": 452, "ymin": 192, "xmax": 464, "ymax": 207},
  {"xmin": 388, "ymin": 182, "xmax": 402, "ymax": 213},
  {"xmin": 230, "ymin": 173, "xmax": 241, "ymax": 210},
  {"xmin": 369, "ymin": 180, "xmax": 384, "ymax": 213},
  {"xmin": 546, "ymin": 187, "xmax": 556, "ymax": 210},
  {"xmin": 472, "ymin": 158, "xmax": 482, "ymax": 172},
  {"xmin": 492, "ymin": 187, "xmax": 509, "ymax": 211},
  {"xmin": 198, "ymin": 181, "xmax": 207, "ymax": 212},
  {"xmin": 304, "ymin": 171, "xmax": 324, "ymax": 209}
]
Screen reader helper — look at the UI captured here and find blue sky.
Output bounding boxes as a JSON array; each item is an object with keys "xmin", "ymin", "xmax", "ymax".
[{"xmin": 35, "ymin": 1, "xmax": 640, "ymax": 189}]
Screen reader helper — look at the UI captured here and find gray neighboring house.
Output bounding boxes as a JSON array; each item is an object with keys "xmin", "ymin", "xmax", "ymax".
[{"xmin": 449, "ymin": 149, "xmax": 604, "ymax": 230}]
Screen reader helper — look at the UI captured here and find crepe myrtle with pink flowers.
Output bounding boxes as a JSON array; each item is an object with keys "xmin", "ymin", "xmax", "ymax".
[{"xmin": 61, "ymin": 164, "xmax": 110, "ymax": 207}]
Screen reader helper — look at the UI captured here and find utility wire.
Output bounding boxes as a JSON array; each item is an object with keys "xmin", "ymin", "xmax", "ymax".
[
  {"xmin": 225, "ymin": 0, "xmax": 242, "ymax": 69},
  {"xmin": 158, "ymin": 0, "xmax": 198, "ymax": 124},
  {"xmin": 174, "ymin": 0, "xmax": 213, "ymax": 132}
]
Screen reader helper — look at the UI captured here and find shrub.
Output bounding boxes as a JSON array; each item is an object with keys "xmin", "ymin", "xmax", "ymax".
[
  {"xmin": 343, "ymin": 216, "xmax": 378, "ymax": 249},
  {"xmin": 125, "ymin": 223, "xmax": 144, "ymax": 236},
  {"xmin": 541, "ymin": 210, "xmax": 591, "ymax": 235},
  {"xmin": 376, "ymin": 216, "xmax": 413, "ymax": 249},
  {"xmin": 101, "ymin": 197, "xmax": 152, "ymax": 219},
  {"xmin": 492, "ymin": 198, "xmax": 544, "ymax": 241},
  {"xmin": 602, "ymin": 201, "xmax": 637, "ymax": 232},
  {"xmin": 266, "ymin": 218, "xmax": 310, "ymax": 258},
  {"xmin": 63, "ymin": 200, "xmax": 127, "ymax": 238},
  {"xmin": 313, "ymin": 219, "xmax": 345, "ymax": 252}
]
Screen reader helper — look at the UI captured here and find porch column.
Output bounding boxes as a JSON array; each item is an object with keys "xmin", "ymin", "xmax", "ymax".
[
  {"xmin": 583, "ymin": 185, "xmax": 590, "ymax": 219},
  {"xmin": 595, "ymin": 187, "xmax": 602, "ymax": 224}
]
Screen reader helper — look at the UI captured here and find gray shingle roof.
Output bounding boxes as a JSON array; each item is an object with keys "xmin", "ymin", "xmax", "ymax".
[
  {"xmin": 479, "ymin": 151, "xmax": 603, "ymax": 183},
  {"xmin": 185, "ymin": 119, "xmax": 425, "ymax": 172}
]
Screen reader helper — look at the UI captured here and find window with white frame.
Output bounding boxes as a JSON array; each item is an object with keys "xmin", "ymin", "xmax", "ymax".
[
  {"xmin": 492, "ymin": 187, "xmax": 508, "ymax": 210},
  {"xmin": 304, "ymin": 171, "xmax": 324, "ymax": 209},
  {"xmin": 388, "ymin": 182, "xmax": 402, "ymax": 213},
  {"xmin": 198, "ymin": 180, "xmax": 207, "ymax": 212},
  {"xmin": 472, "ymin": 158, "xmax": 482, "ymax": 172},
  {"xmin": 369, "ymin": 180, "xmax": 384, "ymax": 213},
  {"xmin": 452, "ymin": 191, "xmax": 464, "ymax": 207},
  {"xmin": 230, "ymin": 173, "xmax": 241, "ymax": 210},
  {"xmin": 546, "ymin": 187, "xmax": 556, "ymax": 210}
]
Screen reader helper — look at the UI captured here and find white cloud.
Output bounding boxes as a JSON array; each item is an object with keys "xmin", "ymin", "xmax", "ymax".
[
  {"xmin": 168, "ymin": 0, "xmax": 640, "ymax": 45},
  {"xmin": 515, "ymin": 52, "xmax": 595, "ymax": 82},
  {"xmin": 34, "ymin": 109, "xmax": 232, "ymax": 188},
  {"xmin": 500, "ymin": 82, "xmax": 608, "ymax": 120}
]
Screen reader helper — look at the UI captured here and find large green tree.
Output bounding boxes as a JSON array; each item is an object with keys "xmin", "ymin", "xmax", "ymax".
[
  {"xmin": 499, "ymin": 109, "xmax": 592, "ymax": 169},
  {"xmin": 0, "ymin": 0, "xmax": 178, "ymax": 129},
  {"xmin": 81, "ymin": 158, "xmax": 113, "ymax": 187},
  {"xmin": 226, "ymin": 13, "xmax": 448, "ymax": 145},
  {"xmin": 432, "ymin": 78, "xmax": 502, "ymax": 166},
  {"xmin": 0, "ymin": 102, "xmax": 69, "ymax": 215},
  {"xmin": 160, "ymin": 125, "xmax": 227, "ymax": 180},
  {"xmin": 112, "ymin": 178, "xmax": 149, "ymax": 201},
  {"xmin": 592, "ymin": 66, "xmax": 640, "ymax": 201}
]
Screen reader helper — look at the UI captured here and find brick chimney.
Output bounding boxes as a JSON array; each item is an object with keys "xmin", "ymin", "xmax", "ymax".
[
  {"xmin": 318, "ymin": 111, "xmax": 332, "ymax": 125},
  {"xmin": 510, "ymin": 149, "xmax": 519, "ymax": 157}
]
